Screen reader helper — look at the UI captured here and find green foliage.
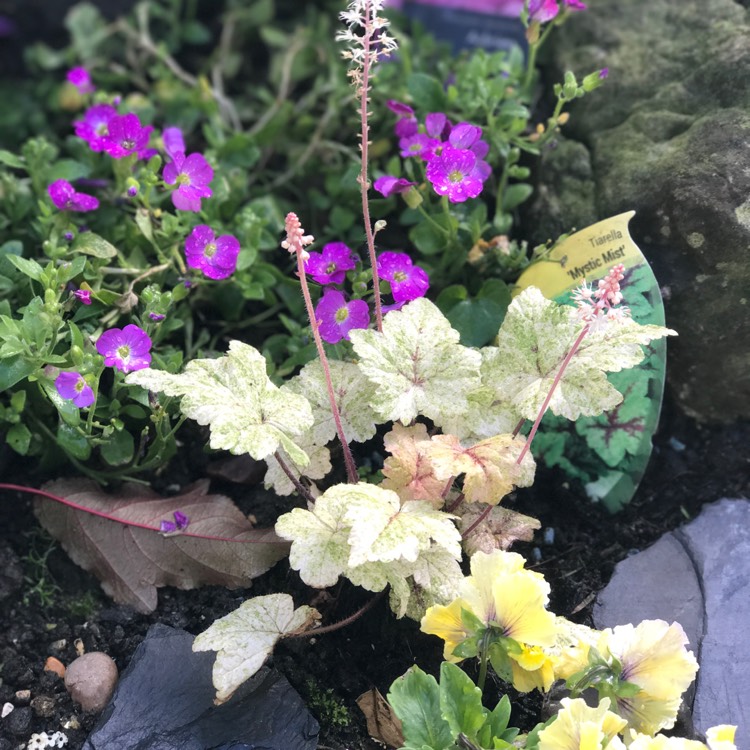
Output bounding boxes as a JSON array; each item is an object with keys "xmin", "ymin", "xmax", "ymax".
[
  {"xmin": 304, "ymin": 679, "xmax": 351, "ymax": 728},
  {"xmin": 388, "ymin": 664, "xmax": 518, "ymax": 750}
]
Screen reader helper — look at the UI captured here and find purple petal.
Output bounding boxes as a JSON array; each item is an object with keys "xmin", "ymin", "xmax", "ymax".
[
  {"xmin": 70, "ymin": 192, "xmax": 100, "ymax": 212},
  {"xmin": 374, "ymin": 176, "xmax": 417, "ymax": 198},
  {"xmin": 449, "ymin": 122, "xmax": 483, "ymax": 149},
  {"xmin": 163, "ymin": 126, "xmax": 186, "ymax": 161},
  {"xmin": 48, "ymin": 180, "xmax": 76, "ymax": 210},
  {"xmin": 181, "ymin": 153, "xmax": 213, "ymax": 186},
  {"xmin": 173, "ymin": 511, "xmax": 190, "ymax": 530},
  {"xmin": 386, "ymin": 100, "xmax": 415, "ymax": 118},
  {"xmin": 425, "ymin": 112, "xmax": 448, "ymax": 138},
  {"xmin": 160, "ymin": 520, "xmax": 177, "ymax": 533}
]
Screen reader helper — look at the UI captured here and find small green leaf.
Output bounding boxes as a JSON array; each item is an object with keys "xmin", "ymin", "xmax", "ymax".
[
  {"xmin": 6, "ymin": 255, "xmax": 44, "ymax": 281},
  {"xmin": 0, "ymin": 356, "xmax": 38, "ymax": 391},
  {"xmin": 6, "ymin": 423, "xmax": 32, "ymax": 455},
  {"xmin": 410, "ymin": 216, "xmax": 453, "ymax": 255},
  {"xmin": 482, "ymin": 695, "xmax": 512, "ymax": 744},
  {"xmin": 0, "ymin": 150, "xmax": 25, "ymax": 169},
  {"xmin": 501, "ymin": 184, "xmax": 533, "ymax": 212},
  {"xmin": 388, "ymin": 666, "xmax": 454, "ymax": 750},
  {"xmin": 407, "ymin": 73, "xmax": 447, "ymax": 112},
  {"xmin": 72, "ymin": 233, "xmax": 119, "ymax": 259},
  {"xmin": 439, "ymin": 662, "xmax": 488, "ymax": 740},
  {"xmin": 56, "ymin": 422, "xmax": 91, "ymax": 460},
  {"xmin": 100, "ymin": 429, "xmax": 134, "ymax": 466}
]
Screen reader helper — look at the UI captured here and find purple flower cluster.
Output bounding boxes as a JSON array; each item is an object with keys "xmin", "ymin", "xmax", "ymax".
[
  {"xmin": 75, "ymin": 106, "xmax": 153, "ymax": 159},
  {"xmin": 67, "ymin": 67, "xmax": 95, "ymax": 95},
  {"xmin": 48, "ymin": 180, "xmax": 99, "ymax": 212},
  {"xmin": 382, "ymin": 103, "xmax": 491, "ymax": 203},
  {"xmin": 185, "ymin": 225, "xmax": 240, "ymax": 280},
  {"xmin": 161, "ymin": 125, "xmax": 214, "ymax": 212},
  {"xmin": 528, "ymin": 0, "xmax": 586, "ymax": 22},
  {"xmin": 160, "ymin": 510, "xmax": 190, "ymax": 534},
  {"xmin": 302, "ymin": 240, "xmax": 429, "ymax": 344}
]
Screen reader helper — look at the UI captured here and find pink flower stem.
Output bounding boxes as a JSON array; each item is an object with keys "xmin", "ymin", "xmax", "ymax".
[
  {"xmin": 358, "ymin": 0, "xmax": 383, "ymax": 332},
  {"xmin": 0, "ymin": 483, "xmax": 288, "ymax": 544},
  {"xmin": 463, "ymin": 324, "xmax": 591, "ymax": 539},
  {"xmin": 287, "ymin": 589, "xmax": 386, "ymax": 638},
  {"xmin": 274, "ymin": 451, "xmax": 315, "ymax": 504},
  {"xmin": 295, "ymin": 252, "xmax": 359, "ymax": 484}
]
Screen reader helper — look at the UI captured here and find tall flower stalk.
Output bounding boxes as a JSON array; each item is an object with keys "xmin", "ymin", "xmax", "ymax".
[
  {"xmin": 282, "ymin": 212, "xmax": 359, "ymax": 484},
  {"xmin": 337, "ymin": 0, "xmax": 397, "ymax": 332}
]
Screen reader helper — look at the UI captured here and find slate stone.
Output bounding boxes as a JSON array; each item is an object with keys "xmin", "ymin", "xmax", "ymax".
[
  {"xmin": 83, "ymin": 623, "xmax": 318, "ymax": 750},
  {"xmin": 595, "ymin": 499, "xmax": 750, "ymax": 746},
  {"xmin": 527, "ymin": 0, "xmax": 750, "ymax": 422}
]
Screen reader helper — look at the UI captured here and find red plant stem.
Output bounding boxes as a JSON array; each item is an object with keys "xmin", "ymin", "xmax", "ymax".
[
  {"xmin": 463, "ymin": 324, "xmax": 591, "ymax": 539},
  {"xmin": 359, "ymin": 0, "xmax": 383, "ymax": 332},
  {"xmin": 274, "ymin": 451, "xmax": 315, "ymax": 504},
  {"xmin": 0, "ymin": 483, "xmax": 289, "ymax": 545},
  {"xmin": 295, "ymin": 252, "xmax": 359, "ymax": 484},
  {"xmin": 286, "ymin": 589, "xmax": 386, "ymax": 639},
  {"xmin": 446, "ymin": 491, "xmax": 465, "ymax": 514}
]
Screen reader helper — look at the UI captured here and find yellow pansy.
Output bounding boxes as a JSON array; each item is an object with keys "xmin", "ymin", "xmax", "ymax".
[
  {"xmin": 538, "ymin": 697, "xmax": 627, "ymax": 750},
  {"xmin": 551, "ymin": 616, "xmax": 601, "ymax": 681},
  {"xmin": 420, "ymin": 597, "xmax": 473, "ymax": 662},
  {"xmin": 509, "ymin": 644, "xmax": 556, "ymax": 693},
  {"xmin": 626, "ymin": 732, "xmax": 706, "ymax": 749},
  {"xmin": 706, "ymin": 725, "xmax": 737, "ymax": 750}
]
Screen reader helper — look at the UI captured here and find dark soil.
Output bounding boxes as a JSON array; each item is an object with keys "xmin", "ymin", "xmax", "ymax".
[{"xmin": 0, "ymin": 393, "xmax": 747, "ymax": 750}]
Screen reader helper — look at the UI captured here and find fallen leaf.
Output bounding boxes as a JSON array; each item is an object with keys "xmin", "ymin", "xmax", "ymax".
[
  {"xmin": 356, "ymin": 688, "xmax": 404, "ymax": 748},
  {"xmin": 43, "ymin": 656, "xmax": 65, "ymax": 678},
  {"xmin": 458, "ymin": 502, "xmax": 541, "ymax": 556},
  {"xmin": 35, "ymin": 478, "xmax": 288, "ymax": 613}
]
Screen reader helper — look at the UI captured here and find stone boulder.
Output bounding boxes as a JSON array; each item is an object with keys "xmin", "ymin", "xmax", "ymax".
[{"xmin": 527, "ymin": 0, "xmax": 750, "ymax": 422}]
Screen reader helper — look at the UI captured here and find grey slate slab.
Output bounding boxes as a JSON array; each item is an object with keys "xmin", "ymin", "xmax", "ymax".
[
  {"xmin": 594, "ymin": 498, "xmax": 750, "ymax": 746},
  {"xmin": 83, "ymin": 623, "xmax": 319, "ymax": 750}
]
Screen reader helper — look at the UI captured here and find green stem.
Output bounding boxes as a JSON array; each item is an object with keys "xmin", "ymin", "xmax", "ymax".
[
  {"xmin": 522, "ymin": 22, "xmax": 556, "ymax": 94},
  {"xmin": 477, "ymin": 630, "xmax": 491, "ymax": 692},
  {"xmin": 85, "ymin": 362, "xmax": 106, "ymax": 433}
]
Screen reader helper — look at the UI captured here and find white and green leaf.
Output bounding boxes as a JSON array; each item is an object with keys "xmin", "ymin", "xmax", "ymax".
[
  {"xmin": 192, "ymin": 593, "xmax": 320, "ymax": 703},
  {"xmin": 263, "ymin": 441, "xmax": 331, "ymax": 496},
  {"xmin": 350, "ymin": 298, "xmax": 481, "ymax": 426},
  {"xmin": 126, "ymin": 341, "xmax": 313, "ymax": 465}
]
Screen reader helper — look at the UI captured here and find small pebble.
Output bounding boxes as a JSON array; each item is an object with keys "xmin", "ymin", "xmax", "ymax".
[
  {"xmin": 543, "ymin": 527, "xmax": 555, "ymax": 545},
  {"xmin": 64, "ymin": 652, "xmax": 117, "ymax": 713},
  {"xmin": 43, "ymin": 657, "xmax": 65, "ymax": 679},
  {"xmin": 6, "ymin": 705, "xmax": 31, "ymax": 735},
  {"xmin": 14, "ymin": 690, "xmax": 30, "ymax": 705},
  {"xmin": 669, "ymin": 436, "xmax": 686, "ymax": 452},
  {"xmin": 31, "ymin": 694, "xmax": 55, "ymax": 718},
  {"xmin": 49, "ymin": 640, "xmax": 66, "ymax": 652},
  {"xmin": 1, "ymin": 702, "xmax": 12, "ymax": 717}
]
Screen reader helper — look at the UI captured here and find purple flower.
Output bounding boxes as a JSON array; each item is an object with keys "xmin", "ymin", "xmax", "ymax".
[
  {"xmin": 564, "ymin": 0, "xmax": 587, "ymax": 9},
  {"xmin": 377, "ymin": 252, "xmax": 430, "ymax": 303},
  {"xmin": 163, "ymin": 152, "xmax": 213, "ymax": 212},
  {"xmin": 160, "ymin": 510, "xmax": 190, "ymax": 534},
  {"xmin": 426, "ymin": 146, "xmax": 489, "ymax": 203},
  {"xmin": 102, "ymin": 113, "xmax": 153, "ymax": 159},
  {"xmin": 67, "ymin": 67, "xmax": 95, "ymax": 94},
  {"xmin": 373, "ymin": 176, "xmax": 417, "ymax": 198},
  {"xmin": 64, "ymin": 231, "xmax": 75, "ymax": 242},
  {"xmin": 315, "ymin": 289, "xmax": 370, "ymax": 344},
  {"xmin": 425, "ymin": 112, "xmax": 451, "ymax": 139},
  {"xmin": 127, "ymin": 185, "xmax": 138, "ymax": 197},
  {"xmin": 162, "ymin": 126, "xmax": 186, "ymax": 161},
  {"xmin": 48, "ymin": 180, "xmax": 99, "ymax": 212},
  {"xmin": 96, "ymin": 325, "xmax": 152, "ymax": 373},
  {"xmin": 399, "ymin": 133, "xmax": 441, "ymax": 160},
  {"xmin": 148, "ymin": 312, "xmax": 166, "ymax": 322},
  {"xmin": 528, "ymin": 0, "xmax": 560, "ymax": 22},
  {"xmin": 386, "ymin": 100, "xmax": 415, "ymax": 118},
  {"xmin": 55, "ymin": 371, "xmax": 95, "ymax": 408},
  {"xmin": 74, "ymin": 103, "xmax": 117, "ymax": 151},
  {"xmin": 73, "ymin": 289, "xmax": 92, "ymax": 305},
  {"xmin": 184, "ymin": 225, "xmax": 240, "ymax": 280},
  {"xmin": 387, "ymin": 99, "xmax": 419, "ymax": 138},
  {"xmin": 599, "ymin": 67, "xmax": 609, "ymax": 79},
  {"xmin": 304, "ymin": 242, "xmax": 356, "ymax": 285}
]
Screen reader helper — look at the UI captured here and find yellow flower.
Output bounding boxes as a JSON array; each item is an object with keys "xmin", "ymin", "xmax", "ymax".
[
  {"xmin": 420, "ymin": 550, "xmax": 557, "ymax": 661},
  {"xmin": 626, "ymin": 732, "xmax": 706, "ymax": 749},
  {"xmin": 706, "ymin": 725, "xmax": 737, "ymax": 750},
  {"xmin": 551, "ymin": 617, "xmax": 601, "ymax": 681},
  {"xmin": 538, "ymin": 697, "xmax": 627, "ymax": 750},
  {"xmin": 602, "ymin": 620, "xmax": 698, "ymax": 735},
  {"xmin": 509, "ymin": 644, "xmax": 555, "ymax": 692}
]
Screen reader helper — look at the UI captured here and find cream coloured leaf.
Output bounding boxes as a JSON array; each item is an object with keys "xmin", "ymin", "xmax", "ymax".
[
  {"xmin": 405, "ymin": 545, "xmax": 464, "ymax": 620},
  {"xmin": 274, "ymin": 489, "xmax": 351, "ymax": 588},
  {"xmin": 458, "ymin": 502, "xmax": 541, "ymax": 557},
  {"xmin": 349, "ymin": 298, "xmax": 481, "ymax": 426},
  {"xmin": 282, "ymin": 359, "xmax": 378, "ymax": 445},
  {"xmin": 343, "ymin": 484, "xmax": 461, "ymax": 566},
  {"xmin": 263, "ymin": 441, "xmax": 331, "ymax": 496},
  {"xmin": 126, "ymin": 341, "xmax": 313, "ymax": 465},
  {"xmin": 489, "ymin": 288, "xmax": 676, "ymax": 421},
  {"xmin": 192, "ymin": 594, "xmax": 320, "ymax": 703},
  {"xmin": 381, "ymin": 423, "xmax": 446, "ymax": 506},
  {"xmin": 426, "ymin": 433, "xmax": 536, "ymax": 506}
]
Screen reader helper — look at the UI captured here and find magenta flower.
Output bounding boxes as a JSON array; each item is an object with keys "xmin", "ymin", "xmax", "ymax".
[
  {"xmin": 373, "ymin": 176, "xmax": 417, "ymax": 198},
  {"xmin": 399, "ymin": 133, "xmax": 441, "ymax": 160},
  {"xmin": 528, "ymin": 0, "xmax": 560, "ymax": 22},
  {"xmin": 48, "ymin": 180, "xmax": 99, "ymax": 212},
  {"xmin": 387, "ymin": 99, "xmax": 419, "ymax": 138},
  {"xmin": 377, "ymin": 252, "xmax": 429, "ymax": 303},
  {"xmin": 160, "ymin": 510, "xmax": 190, "ymax": 534},
  {"xmin": 599, "ymin": 67, "xmax": 609, "ymax": 79},
  {"xmin": 162, "ymin": 126, "xmax": 186, "ymax": 161},
  {"xmin": 74, "ymin": 103, "xmax": 117, "ymax": 151},
  {"xmin": 73, "ymin": 289, "xmax": 92, "ymax": 305},
  {"xmin": 564, "ymin": 0, "xmax": 587, "ymax": 9},
  {"xmin": 67, "ymin": 66, "xmax": 94, "ymax": 94},
  {"xmin": 426, "ymin": 146, "xmax": 488, "ymax": 203},
  {"xmin": 55, "ymin": 371, "xmax": 95, "ymax": 408},
  {"xmin": 184, "ymin": 225, "xmax": 240, "ymax": 280},
  {"xmin": 163, "ymin": 152, "xmax": 213, "ymax": 212},
  {"xmin": 315, "ymin": 289, "xmax": 370, "ymax": 344},
  {"xmin": 304, "ymin": 242, "xmax": 356, "ymax": 285},
  {"xmin": 148, "ymin": 312, "xmax": 166, "ymax": 322},
  {"xmin": 96, "ymin": 325, "xmax": 152, "ymax": 373},
  {"xmin": 102, "ymin": 113, "xmax": 153, "ymax": 159}
]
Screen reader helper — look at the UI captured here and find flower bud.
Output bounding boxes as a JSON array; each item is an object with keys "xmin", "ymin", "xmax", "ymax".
[
  {"xmin": 562, "ymin": 71, "xmax": 578, "ymax": 99},
  {"xmin": 70, "ymin": 345, "xmax": 84, "ymax": 366},
  {"xmin": 403, "ymin": 187, "xmax": 423, "ymax": 210},
  {"xmin": 582, "ymin": 69, "xmax": 607, "ymax": 92}
]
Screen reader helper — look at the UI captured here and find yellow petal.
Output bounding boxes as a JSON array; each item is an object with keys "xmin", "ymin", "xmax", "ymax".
[
  {"xmin": 538, "ymin": 697, "xmax": 627, "ymax": 750},
  {"xmin": 706, "ymin": 725, "xmax": 737, "ymax": 750},
  {"xmin": 420, "ymin": 597, "xmax": 472, "ymax": 661},
  {"xmin": 491, "ymin": 570, "xmax": 556, "ymax": 647}
]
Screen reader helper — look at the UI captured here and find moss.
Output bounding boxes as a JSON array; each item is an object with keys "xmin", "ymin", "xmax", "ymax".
[{"xmin": 304, "ymin": 678, "xmax": 351, "ymax": 728}]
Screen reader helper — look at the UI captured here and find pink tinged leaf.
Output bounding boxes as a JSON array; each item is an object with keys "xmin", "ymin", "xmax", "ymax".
[
  {"xmin": 34, "ymin": 479, "xmax": 289, "ymax": 613},
  {"xmin": 457, "ymin": 502, "xmax": 541, "ymax": 557}
]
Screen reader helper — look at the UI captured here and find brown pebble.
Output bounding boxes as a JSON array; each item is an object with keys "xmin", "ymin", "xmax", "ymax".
[
  {"xmin": 44, "ymin": 656, "xmax": 65, "ymax": 678},
  {"xmin": 14, "ymin": 690, "xmax": 30, "ymax": 705},
  {"xmin": 64, "ymin": 652, "xmax": 118, "ymax": 713},
  {"xmin": 30, "ymin": 695, "xmax": 56, "ymax": 718}
]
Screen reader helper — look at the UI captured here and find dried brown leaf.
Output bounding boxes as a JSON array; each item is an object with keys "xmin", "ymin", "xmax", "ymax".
[
  {"xmin": 34, "ymin": 478, "xmax": 288, "ymax": 613},
  {"xmin": 356, "ymin": 688, "xmax": 404, "ymax": 748},
  {"xmin": 458, "ymin": 502, "xmax": 541, "ymax": 556}
]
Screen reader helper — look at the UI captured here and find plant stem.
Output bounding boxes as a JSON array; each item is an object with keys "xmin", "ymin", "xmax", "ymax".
[
  {"xmin": 477, "ymin": 631, "xmax": 491, "ymax": 692},
  {"xmin": 464, "ymin": 325, "xmax": 591, "ymax": 539},
  {"xmin": 274, "ymin": 451, "xmax": 316, "ymax": 504},
  {"xmin": 522, "ymin": 22, "xmax": 556, "ymax": 94},
  {"xmin": 294, "ymin": 252, "xmax": 359, "ymax": 484},
  {"xmin": 358, "ymin": 0, "xmax": 383, "ymax": 332},
  {"xmin": 287, "ymin": 589, "xmax": 386, "ymax": 638}
]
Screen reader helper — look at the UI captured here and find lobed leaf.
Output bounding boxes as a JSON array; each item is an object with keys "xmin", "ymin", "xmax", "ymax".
[
  {"xmin": 263, "ymin": 440, "xmax": 331, "ymax": 496},
  {"xmin": 350, "ymin": 298, "xmax": 481, "ymax": 426},
  {"xmin": 127, "ymin": 340, "xmax": 313, "ymax": 465},
  {"xmin": 192, "ymin": 593, "xmax": 320, "ymax": 703}
]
